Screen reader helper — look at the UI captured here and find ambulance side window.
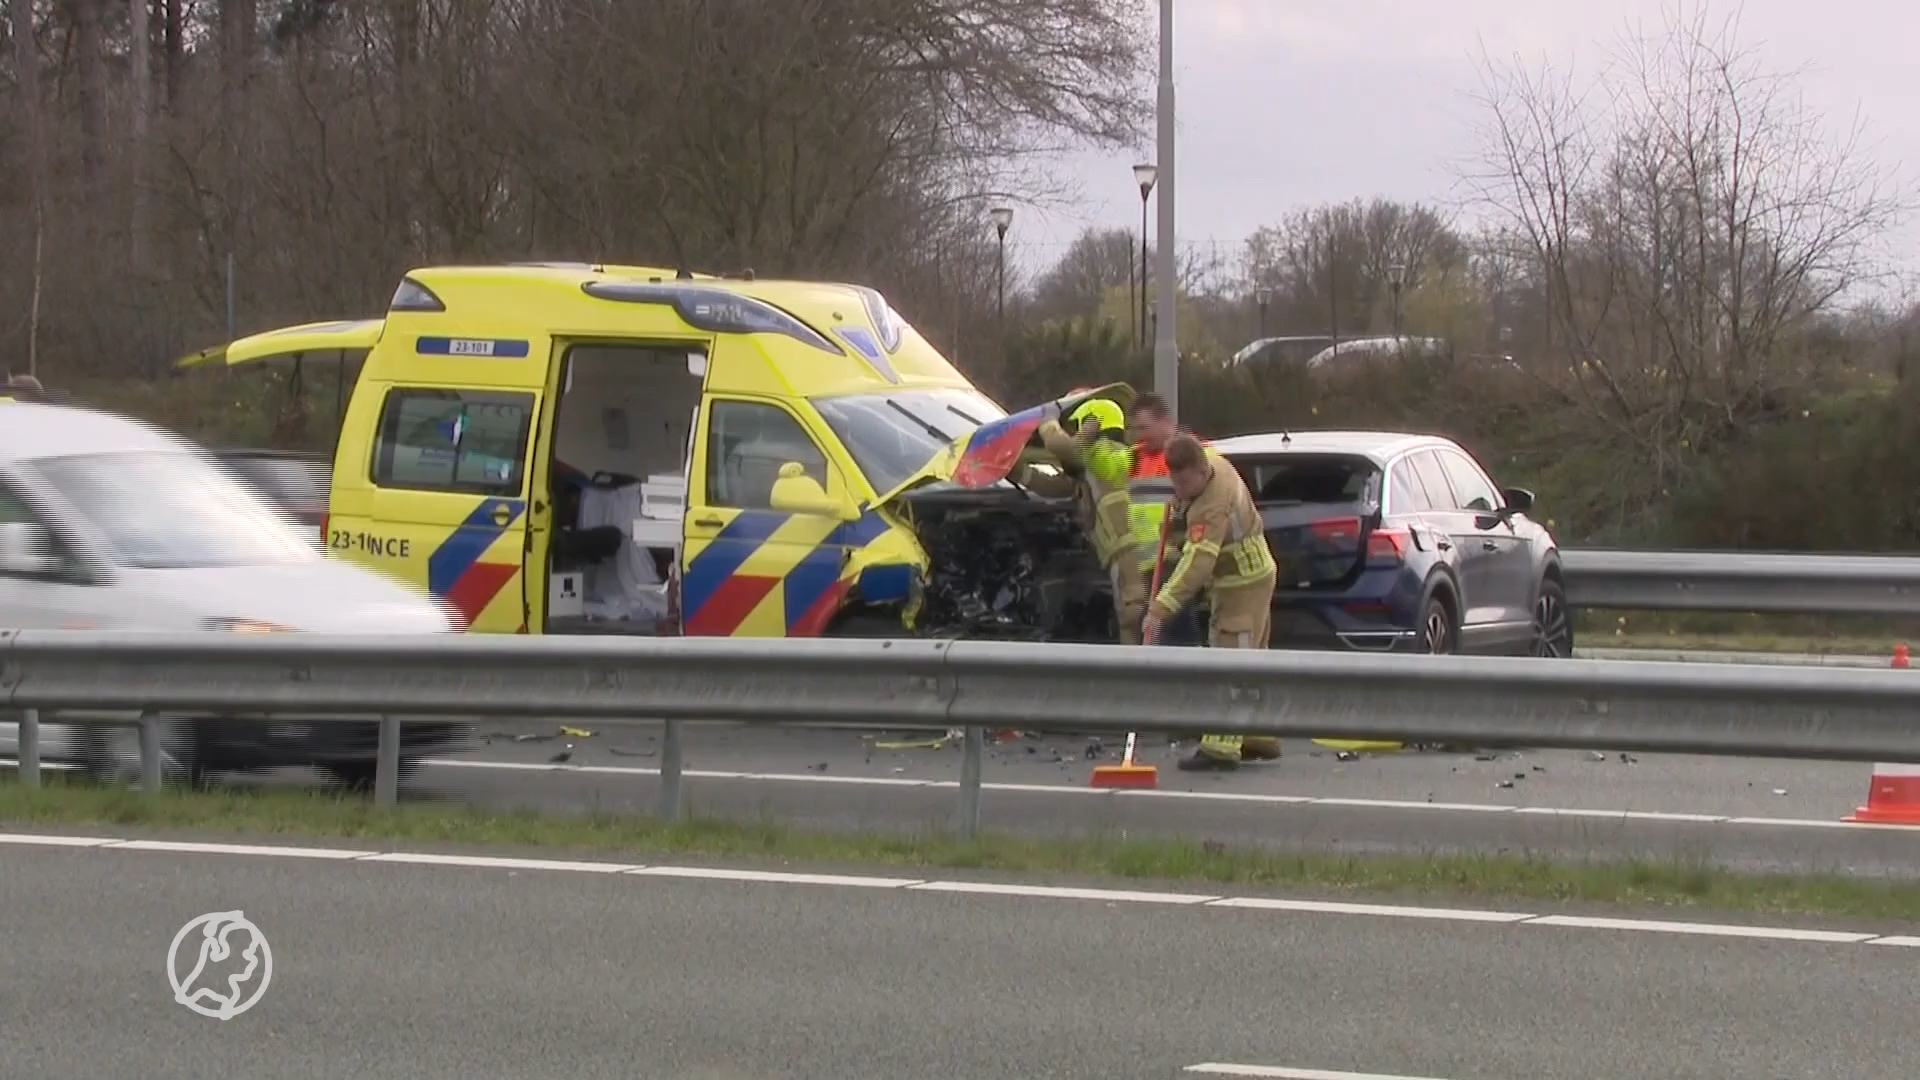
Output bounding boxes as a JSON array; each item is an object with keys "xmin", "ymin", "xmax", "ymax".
[
  {"xmin": 705, "ymin": 400, "xmax": 828, "ymax": 510},
  {"xmin": 372, "ymin": 388, "xmax": 534, "ymax": 497}
]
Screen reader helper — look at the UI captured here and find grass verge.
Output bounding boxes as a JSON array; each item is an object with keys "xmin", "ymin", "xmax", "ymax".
[{"xmin": 4, "ymin": 778, "xmax": 1916, "ymax": 924}]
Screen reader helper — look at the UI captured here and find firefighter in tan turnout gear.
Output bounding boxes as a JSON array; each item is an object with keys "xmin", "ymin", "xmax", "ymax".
[
  {"xmin": 1037, "ymin": 398, "xmax": 1146, "ymax": 644},
  {"xmin": 1142, "ymin": 434, "xmax": 1282, "ymax": 771}
]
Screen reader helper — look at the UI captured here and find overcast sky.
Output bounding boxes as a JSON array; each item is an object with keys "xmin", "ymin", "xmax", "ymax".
[{"xmin": 1011, "ymin": 0, "xmax": 1920, "ymax": 286}]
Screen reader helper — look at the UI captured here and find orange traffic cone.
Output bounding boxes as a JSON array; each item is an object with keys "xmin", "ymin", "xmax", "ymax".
[
  {"xmin": 1894, "ymin": 644, "xmax": 1911, "ymax": 669},
  {"xmin": 1090, "ymin": 731, "xmax": 1158, "ymax": 788},
  {"xmin": 1846, "ymin": 763, "xmax": 1920, "ymax": 825}
]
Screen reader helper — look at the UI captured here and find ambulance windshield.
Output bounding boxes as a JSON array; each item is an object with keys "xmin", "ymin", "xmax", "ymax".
[{"xmin": 811, "ymin": 389, "xmax": 1005, "ymax": 496}]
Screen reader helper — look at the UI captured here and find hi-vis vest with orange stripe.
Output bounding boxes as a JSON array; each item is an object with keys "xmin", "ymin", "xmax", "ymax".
[{"xmin": 1127, "ymin": 435, "xmax": 1209, "ymax": 572}]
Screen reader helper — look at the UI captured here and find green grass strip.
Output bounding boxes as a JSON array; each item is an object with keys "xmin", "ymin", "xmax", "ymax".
[{"xmin": 4, "ymin": 777, "xmax": 1917, "ymax": 923}]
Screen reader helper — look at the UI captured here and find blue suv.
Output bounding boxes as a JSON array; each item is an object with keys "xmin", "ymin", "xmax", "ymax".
[{"xmin": 1212, "ymin": 432, "xmax": 1569, "ymax": 657}]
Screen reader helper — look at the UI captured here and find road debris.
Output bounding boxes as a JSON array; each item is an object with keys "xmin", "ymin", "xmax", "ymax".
[
  {"xmin": 873, "ymin": 736, "xmax": 947, "ymax": 751},
  {"xmin": 548, "ymin": 744, "xmax": 574, "ymax": 764},
  {"xmin": 560, "ymin": 726, "xmax": 596, "ymax": 738},
  {"xmin": 607, "ymin": 746, "xmax": 655, "ymax": 758}
]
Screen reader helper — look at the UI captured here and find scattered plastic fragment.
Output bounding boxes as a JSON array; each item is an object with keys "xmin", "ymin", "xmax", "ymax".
[
  {"xmin": 1496, "ymin": 780, "xmax": 1515, "ymax": 789},
  {"xmin": 874, "ymin": 737, "xmax": 946, "ymax": 751},
  {"xmin": 607, "ymin": 747, "xmax": 655, "ymax": 758},
  {"xmin": 514, "ymin": 733, "xmax": 556, "ymax": 743},
  {"xmin": 548, "ymin": 745, "xmax": 574, "ymax": 764},
  {"xmin": 560, "ymin": 726, "xmax": 595, "ymax": 738},
  {"xmin": 1335, "ymin": 751, "xmax": 1359, "ymax": 762}
]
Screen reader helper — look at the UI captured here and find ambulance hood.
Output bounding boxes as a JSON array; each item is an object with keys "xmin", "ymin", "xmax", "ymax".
[{"xmin": 868, "ymin": 382, "xmax": 1136, "ymax": 507}]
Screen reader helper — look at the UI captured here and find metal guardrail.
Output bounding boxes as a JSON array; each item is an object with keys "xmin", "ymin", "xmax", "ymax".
[
  {"xmin": 1561, "ymin": 550, "xmax": 1920, "ymax": 616},
  {"xmin": 5, "ymin": 630, "xmax": 1919, "ymax": 839}
]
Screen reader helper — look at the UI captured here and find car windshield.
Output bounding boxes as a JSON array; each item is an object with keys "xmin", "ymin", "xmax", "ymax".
[
  {"xmin": 810, "ymin": 389, "xmax": 1007, "ymax": 495},
  {"xmin": 29, "ymin": 450, "xmax": 321, "ymax": 569}
]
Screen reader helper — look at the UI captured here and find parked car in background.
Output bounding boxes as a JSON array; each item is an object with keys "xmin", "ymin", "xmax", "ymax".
[
  {"xmin": 0, "ymin": 402, "xmax": 468, "ymax": 787},
  {"xmin": 1213, "ymin": 431, "xmax": 1568, "ymax": 657},
  {"xmin": 213, "ymin": 448, "xmax": 332, "ymax": 542}
]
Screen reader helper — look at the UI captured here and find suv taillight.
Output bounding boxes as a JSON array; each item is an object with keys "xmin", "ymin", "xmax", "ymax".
[
  {"xmin": 1365, "ymin": 528, "xmax": 1410, "ymax": 566},
  {"xmin": 1309, "ymin": 516, "xmax": 1361, "ymax": 543}
]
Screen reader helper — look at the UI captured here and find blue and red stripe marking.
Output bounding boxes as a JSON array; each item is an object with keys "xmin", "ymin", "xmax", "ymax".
[
  {"xmin": 950, "ymin": 406, "xmax": 1045, "ymax": 487},
  {"xmin": 682, "ymin": 510, "xmax": 895, "ymax": 636},
  {"xmin": 427, "ymin": 499, "xmax": 525, "ymax": 629}
]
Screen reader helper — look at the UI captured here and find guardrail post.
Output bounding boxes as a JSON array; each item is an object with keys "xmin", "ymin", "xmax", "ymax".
[
  {"xmin": 956, "ymin": 725, "xmax": 984, "ymax": 842},
  {"xmin": 18, "ymin": 709, "xmax": 40, "ymax": 788},
  {"xmin": 138, "ymin": 712, "xmax": 162, "ymax": 794},
  {"xmin": 657, "ymin": 720, "xmax": 684, "ymax": 821},
  {"xmin": 374, "ymin": 715, "xmax": 401, "ymax": 807}
]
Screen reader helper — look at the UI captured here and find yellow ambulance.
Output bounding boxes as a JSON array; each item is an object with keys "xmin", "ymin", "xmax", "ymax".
[{"xmin": 181, "ymin": 263, "xmax": 1126, "ymax": 639}]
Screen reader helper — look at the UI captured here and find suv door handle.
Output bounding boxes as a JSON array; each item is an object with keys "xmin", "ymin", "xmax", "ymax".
[{"xmin": 692, "ymin": 515, "xmax": 724, "ymax": 528}]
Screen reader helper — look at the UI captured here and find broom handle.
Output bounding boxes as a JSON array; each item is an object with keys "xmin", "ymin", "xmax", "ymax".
[{"xmin": 1144, "ymin": 510, "xmax": 1173, "ymax": 644}]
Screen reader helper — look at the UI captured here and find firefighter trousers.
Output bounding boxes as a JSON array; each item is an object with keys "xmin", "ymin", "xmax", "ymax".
[
  {"xmin": 1111, "ymin": 561, "xmax": 1147, "ymax": 646},
  {"xmin": 1195, "ymin": 578, "xmax": 1281, "ymax": 764},
  {"xmin": 1151, "ymin": 556, "xmax": 1206, "ymax": 647}
]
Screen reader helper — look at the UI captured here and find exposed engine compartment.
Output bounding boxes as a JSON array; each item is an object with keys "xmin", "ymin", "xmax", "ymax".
[{"xmin": 902, "ymin": 488, "xmax": 1113, "ymax": 641}]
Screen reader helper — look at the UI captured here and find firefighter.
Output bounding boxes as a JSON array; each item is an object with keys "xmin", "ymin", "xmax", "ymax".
[
  {"xmin": 1037, "ymin": 397, "xmax": 1144, "ymax": 643},
  {"xmin": 1143, "ymin": 434, "xmax": 1282, "ymax": 770},
  {"xmin": 1125, "ymin": 393, "xmax": 1203, "ymax": 645}
]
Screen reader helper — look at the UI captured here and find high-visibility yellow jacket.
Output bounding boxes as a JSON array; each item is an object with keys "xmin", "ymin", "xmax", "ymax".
[
  {"xmin": 1151, "ymin": 454, "xmax": 1276, "ymax": 617},
  {"xmin": 1037, "ymin": 400, "xmax": 1133, "ymax": 568},
  {"xmin": 1127, "ymin": 436, "xmax": 1211, "ymax": 574}
]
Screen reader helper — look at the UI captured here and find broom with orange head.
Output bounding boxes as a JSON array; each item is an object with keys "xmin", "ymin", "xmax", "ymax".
[{"xmin": 1089, "ymin": 513, "xmax": 1172, "ymax": 789}]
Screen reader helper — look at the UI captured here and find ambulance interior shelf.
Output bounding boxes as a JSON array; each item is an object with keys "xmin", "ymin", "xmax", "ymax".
[{"xmin": 544, "ymin": 344, "xmax": 699, "ymax": 633}]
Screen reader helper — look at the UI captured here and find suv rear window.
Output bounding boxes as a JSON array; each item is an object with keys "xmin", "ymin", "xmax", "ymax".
[
  {"xmin": 1225, "ymin": 452, "xmax": 1382, "ymax": 589},
  {"xmin": 1230, "ymin": 454, "xmax": 1379, "ymax": 506}
]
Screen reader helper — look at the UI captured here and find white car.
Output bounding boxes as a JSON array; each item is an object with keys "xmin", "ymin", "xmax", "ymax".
[{"xmin": 0, "ymin": 401, "xmax": 466, "ymax": 785}]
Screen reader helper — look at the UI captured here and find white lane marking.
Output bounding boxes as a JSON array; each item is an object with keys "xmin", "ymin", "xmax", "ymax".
[
  {"xmin": 0, "ymin": 833, "xmax": 121, "ymax": 847},
  {"xmin": 1313, "ymin": 798, "xmax": 1511, "ymax": 813},
  {"xmin": 112, "ymin": 839, "xmax": 371, "ymax": 859},
  {"xmin": 421, "ymin": 758, "xmax": 1916, "ymax": 831},
  {"xmin": 2, "ymin": 830, "xmax": 1910, "ymax": 948},
  {"xmin": 1208, "ymin": 897, "xmax": 1533, "ymax": 923},
  {"xmin": 908, "ymin": 880, "xmax": 1220, "ymax": 905},
  {"xmin": 1185, "ymin": 1065, "xmax": 1457, "ymax": 1079},
  {"xmin": 1125, "ymin": 789, "xmax": 1315, "ymax": 805},
  {"xmin": 360, "ymin": 852, "xmax": 640, "ymax": 873},
  {"xmin": 1512, "ymin": 807, "xmax": 1729, "ymax": 824},
  {"xmin": 629, "ymin": 866, "xmax": 922, "ymax": 888},
  {"xmin": 1524, "ymin": 915, "xmax": 1878, "ymax": 943}
]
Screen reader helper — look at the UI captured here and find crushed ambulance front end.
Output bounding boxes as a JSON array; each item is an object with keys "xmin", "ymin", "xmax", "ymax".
[{"xmin": 853, "ymin": 382, "xmax": 1137, "ymax": 642}]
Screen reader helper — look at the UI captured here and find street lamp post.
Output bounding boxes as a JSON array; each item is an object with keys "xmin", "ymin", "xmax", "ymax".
[
  {"xmin": 1255, "ymin": 286, "xmax": 1272, "ymax": 339},
  {"xmin": 1133, "ymin": 163, "xmax": 1157, "ymax": 352},
  {"xmin": 1388, "ymin": 262, "xmax": 1406, "ymax": 338},
  {"xmin": 990, "ymin": 206, "xmax": 1013, "ymax": 333},
  {"xmin": 1152, "ymin": 0, "xmax": 1177, "ymax": 419}
]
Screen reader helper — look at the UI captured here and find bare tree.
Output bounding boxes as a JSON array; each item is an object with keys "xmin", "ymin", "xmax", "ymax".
[
  {"xmin": 10, "ymin": 0, "xmax": 48, "ymax": 375},
  {"xmin": 1465, "ymin": 4, "xmax": 1909, "ymax": 470},
  {"xmin": 1241, "ymin": 199, "xmax": 1465, "ymax": 337}
]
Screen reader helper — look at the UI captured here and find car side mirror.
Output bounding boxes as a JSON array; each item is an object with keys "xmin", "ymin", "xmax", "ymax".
[
  {"xmin": 769, "ymin": 463, "xmax": 855, "ymax": 520},
  {"xmin": 0, "ymin": 521, "xmax": 58, "ymax": 576},
  {"xmin": 1501, "ymin": 486, "xmax": 1534, "ymax": 515}
]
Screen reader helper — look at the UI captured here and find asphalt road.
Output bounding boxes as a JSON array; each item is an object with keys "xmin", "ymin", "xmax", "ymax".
[
  {"xmin": 3, "ymin": 842, "xmax": 1913, "ymax": 1079},
  {"xmin": 310, "ymin": 719, "xmax": 1918, "ymax": 879}
]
